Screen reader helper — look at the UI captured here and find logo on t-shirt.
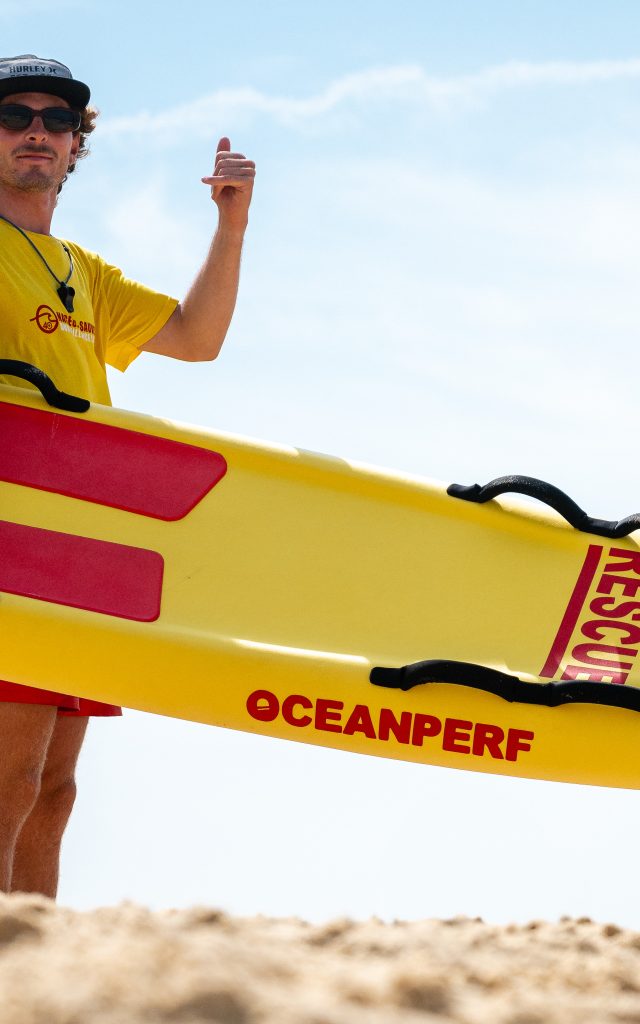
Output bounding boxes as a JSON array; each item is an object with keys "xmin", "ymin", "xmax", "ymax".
[
  {"xmin": 30, "ymin": 304, "xmax": 58, "ymax": 334},
  {"xmin": 30, "ymin": 305, "xmax": 96, "ymax": 342}
]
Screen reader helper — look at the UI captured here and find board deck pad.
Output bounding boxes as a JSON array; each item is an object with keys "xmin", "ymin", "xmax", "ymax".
[
  {"xmin": 0, "ymin": 519, "xmax": 163, "ymax": 621},
  {"xmin": 0, "ymin": 401, "xmax": 226, "ymax": 519}
]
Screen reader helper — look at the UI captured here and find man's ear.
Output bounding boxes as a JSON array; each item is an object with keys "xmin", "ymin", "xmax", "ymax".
[{"xmin": 69, "ymin": 131, "xmax": 81, "ymax": 166}]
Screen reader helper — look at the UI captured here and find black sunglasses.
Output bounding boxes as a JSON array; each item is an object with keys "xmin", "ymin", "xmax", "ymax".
[{"xmin": 0, "ymin": 104, "xmax": 81, "ymax": 133}]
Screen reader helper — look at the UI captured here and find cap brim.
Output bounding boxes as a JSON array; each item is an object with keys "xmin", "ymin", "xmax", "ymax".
[{"xmin": 0, "ymin": 75, "xmax": 90, "ymax": 109}]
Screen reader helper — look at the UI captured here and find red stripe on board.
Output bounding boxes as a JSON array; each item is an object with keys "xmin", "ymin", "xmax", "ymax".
[
  {"xmin": 539, "ymin": 544, "xmax": 603, "ymax": 678},
  {"xmin": 0, "ymin": 402, "xmax": 226, "ymax": 520},
  {"xmin": 0, "ymin": 520, "xmax": 163, "ymax": 621}
]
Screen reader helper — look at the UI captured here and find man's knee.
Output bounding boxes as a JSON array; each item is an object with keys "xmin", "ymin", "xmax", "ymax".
[
  {"xmin": 34, "ymin": 776, "xmax": 78, "ymax": 834},
  {"xmin": 0, "ymin": 767, "xmax": 42, "ymax": 834}
]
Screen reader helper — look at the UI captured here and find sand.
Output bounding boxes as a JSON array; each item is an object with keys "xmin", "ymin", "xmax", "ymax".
[{"xmin": 1, "ymin": 895, "xmax": 640, "ymax": 1023}]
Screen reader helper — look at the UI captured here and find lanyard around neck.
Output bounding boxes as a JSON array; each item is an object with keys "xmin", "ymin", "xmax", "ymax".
[{"xmin": 0, "ymin": 213, "xmax": 75, "ymax": 313}]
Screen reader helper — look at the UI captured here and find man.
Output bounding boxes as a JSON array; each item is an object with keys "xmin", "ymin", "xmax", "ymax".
[{"xmin": 0, "ymin": 55, "xmax": 255, "ymax": 899}]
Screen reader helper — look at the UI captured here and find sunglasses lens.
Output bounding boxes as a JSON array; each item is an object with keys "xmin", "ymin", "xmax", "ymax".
[
  {"xmin": 0, "ymin": 107, "xmax": 30, "ymax": 130},
  {"xmin": 0, "ymin": 105, "xmax": 81, "ymax": 132},
  {"xmin": 44, "ymin": 110, "xmax": 81, "ymax": 132}
]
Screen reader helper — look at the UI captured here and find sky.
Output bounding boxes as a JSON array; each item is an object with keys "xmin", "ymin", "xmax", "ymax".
[{"xmin": 4, "ymin": 0, "xmax": 640, "ymax": 925}]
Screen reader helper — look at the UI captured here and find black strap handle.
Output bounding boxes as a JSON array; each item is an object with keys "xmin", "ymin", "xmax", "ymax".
[
  {"xmin": 0, "ymin": 360, "xmax": 89, "ymax": 413},
  {"xmin": 447, "ymin": 475, "xmax": 640, "ymax": 539},
  {"xmin": 370, "ymin": 659, "xmax": 640, "ymax": 713}
]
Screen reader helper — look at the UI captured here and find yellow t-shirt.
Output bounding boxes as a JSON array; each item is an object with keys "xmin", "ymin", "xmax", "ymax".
[{"xmin": 0, "ymin": 220, "xmax": 179, "ymax": 406}]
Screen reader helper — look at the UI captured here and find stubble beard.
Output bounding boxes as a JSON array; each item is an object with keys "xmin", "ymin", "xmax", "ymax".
[
  {"xmin": 0, "ymin": 149, "xmax": 66, "ymax": 195},
  {"xmin": 12, "ymin": 168, "xmax": 58, "ymax": 193}
]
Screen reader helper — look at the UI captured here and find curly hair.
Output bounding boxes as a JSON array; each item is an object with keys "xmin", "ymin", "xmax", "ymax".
[{"xmin": 58, "ymin": 104, "xmax": 99, "ymax": 194}]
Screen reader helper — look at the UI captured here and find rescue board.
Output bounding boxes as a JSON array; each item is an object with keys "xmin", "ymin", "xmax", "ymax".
[{"xmin": 3, "ymin": 363, "xmax": 640, "ymax": 790}]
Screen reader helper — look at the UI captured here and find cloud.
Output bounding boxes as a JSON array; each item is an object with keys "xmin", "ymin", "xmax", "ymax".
[{"xmin": 100, "ymin": 58, "xmax": 640, "ymax": 140}]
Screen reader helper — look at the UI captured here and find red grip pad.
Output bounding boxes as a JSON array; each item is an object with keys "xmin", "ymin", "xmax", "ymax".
[
  {"xmin": 0, "ymin": 402, "xmax": 226, "ymax": 519},
  {"xmin": 0, "ymin": 520, "xmax": 163, "ymax": 621}
]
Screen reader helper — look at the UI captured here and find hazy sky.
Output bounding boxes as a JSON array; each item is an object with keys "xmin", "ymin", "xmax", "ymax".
[{"xmin": 4, "ymin": 1, "xmax": 640, "ymax": 925}]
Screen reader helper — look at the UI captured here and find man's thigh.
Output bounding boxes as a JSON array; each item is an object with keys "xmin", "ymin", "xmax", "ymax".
[{"xmin": 0, "ymin": 703, "xmax": 58, "ymax": 782}]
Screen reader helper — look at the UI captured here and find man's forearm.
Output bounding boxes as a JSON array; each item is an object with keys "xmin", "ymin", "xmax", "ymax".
[
  {"xmin": 142, "ymin": 221, "xmax": 247, "ymax": 362},
  {"xmin": 178, "ymin": 221, "xmax": 246, "ymax": 360}
]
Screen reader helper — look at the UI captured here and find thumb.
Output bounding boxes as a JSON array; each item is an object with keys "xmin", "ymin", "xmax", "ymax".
[{"xmin": 217, "ymin": 136, "xmax": 231, "ymax": 155}]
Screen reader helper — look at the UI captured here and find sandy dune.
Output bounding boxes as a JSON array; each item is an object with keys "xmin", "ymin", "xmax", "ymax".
[{"xmin": 1, "ymin": 894, "xmax": 640, "ymax": 1022}]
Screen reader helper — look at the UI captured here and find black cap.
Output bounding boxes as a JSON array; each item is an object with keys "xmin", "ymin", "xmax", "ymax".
[{"xmin": 0, "ymin": 54, "xmax": 90, "ymax": 109}]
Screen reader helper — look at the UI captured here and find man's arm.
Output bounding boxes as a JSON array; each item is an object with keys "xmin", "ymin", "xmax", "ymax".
[{"xmin": 142, "ymin": 137, "xmax": 255, "ymax": 362}]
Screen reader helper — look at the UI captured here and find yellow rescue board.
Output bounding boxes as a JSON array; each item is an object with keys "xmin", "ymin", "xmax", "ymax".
[{"xmin": 3, "ymin": 380, "xmax": 640, "ymax": 789}]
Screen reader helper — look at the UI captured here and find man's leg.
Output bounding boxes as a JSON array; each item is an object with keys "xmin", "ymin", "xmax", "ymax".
[
  {"xmin": 0, "ymin": 703, "xmax": 58, "ymax": 891},
  {"xmin": 11, "ymin": 714, "xmax": 88, "ymax": 898}
]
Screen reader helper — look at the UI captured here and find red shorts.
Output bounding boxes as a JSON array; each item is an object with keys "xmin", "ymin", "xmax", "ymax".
[{"xmin": 0, "ymin": 680, "xmax": 121, "ymax": 717}]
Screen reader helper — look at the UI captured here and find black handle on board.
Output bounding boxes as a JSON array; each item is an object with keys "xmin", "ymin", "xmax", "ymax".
[
  {"xmin": 0, "ymin": 360, "xmax": 90, "ymax": 413},
  {"xmin": 447, "ymin": 475, "xmax": 640, "ymax": 539},
  {"xmin": 370, "ymin": 659, "xmax": 640, "ymax": 713}
]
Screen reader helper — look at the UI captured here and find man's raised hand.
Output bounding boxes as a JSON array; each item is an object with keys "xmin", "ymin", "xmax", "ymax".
[{"xmin": 201, "ymin": 137, "xmax": 255, "ymax": 229}]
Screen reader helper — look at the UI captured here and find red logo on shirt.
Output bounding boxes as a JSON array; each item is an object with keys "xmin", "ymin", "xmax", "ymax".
[
  {"xmin": 30, "ymin": 305, "xmax": 58, "ymax": 334},
  {"xmin": 29, "ymin": 306, "xmax": 96, "ymax": 339}
]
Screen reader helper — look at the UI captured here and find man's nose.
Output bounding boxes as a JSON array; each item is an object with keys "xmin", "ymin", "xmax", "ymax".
[{"xmin": 26, "ymin": 115, "xmax": 48, "ymax": 139}]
